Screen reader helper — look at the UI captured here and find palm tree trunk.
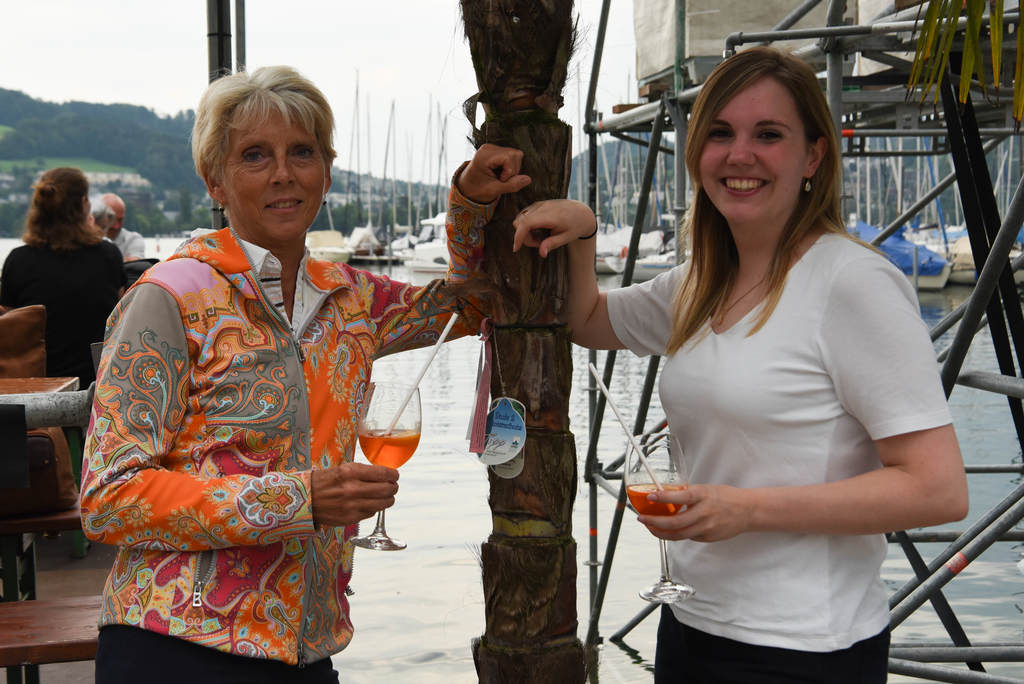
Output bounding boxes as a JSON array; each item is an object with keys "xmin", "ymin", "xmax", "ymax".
[{"xmin": 459, "ymin": 2, "xmax": 586, "ymax": 682}]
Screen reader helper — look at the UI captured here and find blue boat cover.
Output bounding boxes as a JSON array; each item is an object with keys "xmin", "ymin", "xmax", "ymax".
[{"xmin": 850, "ymin": 221, "xmax": 949, "ymax": 276}]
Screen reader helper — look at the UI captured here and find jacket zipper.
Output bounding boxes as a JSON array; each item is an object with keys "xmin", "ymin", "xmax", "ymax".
[
  {"xmin": 235, "ymin": 239, "xmax": 345, "ymax": 665},
  {"xmin": 192, "ymin": 550, "xmax": 216, "ymax": 607}
]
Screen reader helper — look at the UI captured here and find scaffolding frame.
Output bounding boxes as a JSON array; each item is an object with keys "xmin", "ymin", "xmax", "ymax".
[{"xmin": 581, "ymin": 2, "xmax": 1024, "ymax": 682}]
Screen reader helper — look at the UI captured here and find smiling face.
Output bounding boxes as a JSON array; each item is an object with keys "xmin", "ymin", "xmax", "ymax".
[
  {"xmin": 697, "ymin": 77, "xmax": 826, "ymax": 242},
  {"xmin": 205, "ymin": 112, "xmax": 330, "ymax": 256}
]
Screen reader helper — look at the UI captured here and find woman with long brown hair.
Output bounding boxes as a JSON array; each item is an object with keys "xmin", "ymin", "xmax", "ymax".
[
  {"xmin": 0, "ymin": 167, "xmax": 125, "ymax": 386},
  {"xmin": 473, "ymin": 47, "xmax": 967, "ymax": 681}
]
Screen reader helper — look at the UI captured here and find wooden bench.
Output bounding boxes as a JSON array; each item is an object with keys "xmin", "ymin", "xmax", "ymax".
[
  {"xmin": 0, "ymin": 595, "xmax": 101, "ymax": 668},
  {"xmin": 0, "ymin": 508, "xmax": 99, "ymax": 682}
]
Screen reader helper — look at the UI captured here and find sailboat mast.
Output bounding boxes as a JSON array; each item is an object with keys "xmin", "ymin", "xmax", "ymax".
[
  {"xmin": 367, "ymin": 93, "xmax": 372, "ymax": 227},
  {"xmin": 392, "ymin": 108, "xmax": 398, "ymax": 238},
  {"xmin": 435, "ymin": 103, "xmax": 445, "ymax": 217},
  {"xmin": 378, "ymin": 102, "xmax": 393, "ymax": 228},
  {"xmin": 355, "ymin": 74, "xmax": 361, "ymax": 222},
  {"xmin": 576, "ymin": 78, "xmax": 584, "ymax": 202},
  {"xmin": 427, "ymin": 97, "xmax": 434, "ymax": 219},
  {"xmin": 407, "ymin": 130, "xmax": 414, "ymax": 230}
]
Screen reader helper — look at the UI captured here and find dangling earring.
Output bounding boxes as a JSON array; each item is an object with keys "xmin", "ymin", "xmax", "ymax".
[
  {"xmin": 803, "ymin": 178, "xmax": 812, "ymax": 192},
  {"xmin": 322, "ymin": 199, "xmax": 327, "ymax": 206}
]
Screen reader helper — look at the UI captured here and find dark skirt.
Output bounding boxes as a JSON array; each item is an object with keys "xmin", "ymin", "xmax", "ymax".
[
  {"xmin": 655, "ymin": 605, "xmax": 889, "ymax": 683},
  {"xmin": 96, "ymin": 624, "xmax": 340, "ymax": 684}
]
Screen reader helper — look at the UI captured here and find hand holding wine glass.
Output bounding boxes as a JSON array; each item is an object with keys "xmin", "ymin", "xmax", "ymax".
[
  {"xmin": 625, "ymin": 433, "xmax": 695, "ymax": 603},
  {"xmin": 351, "ymin": 382, "xmax": 421, "ymax": 551},
  {"xmin": 309, "ymin": 463, "xmax": 399, "ymax": 528}
]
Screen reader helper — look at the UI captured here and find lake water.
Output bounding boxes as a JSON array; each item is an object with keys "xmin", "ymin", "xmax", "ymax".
[{"xmin": 1, "ymin": 236, "xmax": 1022, "ymax": 681}]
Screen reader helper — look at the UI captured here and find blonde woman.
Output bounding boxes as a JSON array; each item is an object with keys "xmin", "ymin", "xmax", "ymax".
[
  {"xmin": 477, "ymin": 48, "xmax": 967, "ymax": 681},
  {"xmin": 82, "ymin": 66, "xmax": 517, "ymax": 683}
]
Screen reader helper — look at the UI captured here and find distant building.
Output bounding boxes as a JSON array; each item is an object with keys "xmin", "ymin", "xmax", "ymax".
[{"xmin": 83, "ymin": 172, "xmax": 152, "ymax": 188}]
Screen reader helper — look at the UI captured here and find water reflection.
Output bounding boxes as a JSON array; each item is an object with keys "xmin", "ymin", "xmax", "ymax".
[{"xmin": 333, "ymin": 265, "xmax": 1024, "ymax": 683}]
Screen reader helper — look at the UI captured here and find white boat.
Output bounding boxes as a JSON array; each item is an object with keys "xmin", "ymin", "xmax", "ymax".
[
  {"xmin": 947, "ymin": 236, "xmax": 977, "ymax": 285},
  {"xmin": 405, "ymin": 237, "xmax": 450, "ymax": 274},
  {"xmin": 305, "ymin": 229, "xmax": 353, "ymax": 263},
  {"xmin": 911, "ymin": 262, "xmax": 953, "ymax": 291},
  {"xmin": 604, "ymin": 251, "xmax": 678, "ymax": 282},
  {"xmin": 944, "ymin": 235, "xmax": 1024, "ymax": 286},
  {"xmin": 595, "ymin": 228, "xmax": 665, "ymax": 275}
]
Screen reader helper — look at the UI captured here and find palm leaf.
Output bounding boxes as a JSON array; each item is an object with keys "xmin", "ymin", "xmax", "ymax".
[
  {"xmin": 960, "ymin": 0, "xmax": 987, "ymax": 104},
  {"xmin": 922, "ymin": 0, "xmax": 963, "ymax": 105},
  {"xmin": 990, "ymin": 0, "xmax": 1004, "ymax": 96},
  {"xmin": 910, "ymin": 0, "xmax": 1024, "ymax": 127},
  {"xmin": 907, "ymin": 0, "xmax": 948, "ymax": 100}
]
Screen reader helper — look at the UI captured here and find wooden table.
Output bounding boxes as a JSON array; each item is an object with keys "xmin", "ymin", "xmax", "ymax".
[
  {"xmin": 0, "ymin": 377, "xmax": 87, "ymax": 561},
  {"xmin": 0, "ymin": 378, "xmax": 88, "ymax": 683},
  {"xmin": 0, "ymin": 378, "xmax": 79, "ymax": 395}
]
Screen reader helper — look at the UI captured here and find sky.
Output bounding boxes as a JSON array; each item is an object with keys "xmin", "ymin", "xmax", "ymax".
[{"xmin": 1, "ymin": 0, "xmax": 639, "ymax": 187}]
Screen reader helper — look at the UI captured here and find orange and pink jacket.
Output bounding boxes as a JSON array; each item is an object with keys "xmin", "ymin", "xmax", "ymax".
[{"xmin": 81, "ymin": 186, "xmax": 493, "ymax": 665}]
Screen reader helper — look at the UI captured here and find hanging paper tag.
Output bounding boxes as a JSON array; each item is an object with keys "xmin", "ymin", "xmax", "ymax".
[
  {"xmin": 469, "ymin": 319, "xmax": 494, "ymax": 454},
  {"xmin": 478, "ymin": 397, "xmax": 527, "ymax": 466},
  {"xmin": 491, "ymin": 452, "xmax": 525, "ymax": 479},
  {"xmin": 466, "ymin": 344, "xmax": 485, "ymax": 442}
]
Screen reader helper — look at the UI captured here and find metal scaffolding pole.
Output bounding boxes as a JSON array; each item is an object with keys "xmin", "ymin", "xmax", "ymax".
[{"xmin": 823, "ymin": 0, "xmax": 845, "ymax": 138}]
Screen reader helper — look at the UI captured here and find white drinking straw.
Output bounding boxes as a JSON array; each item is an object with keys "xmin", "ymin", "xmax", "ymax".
[
  {"xmin": 588, "ymin": 363, "xmax": 663, "ymax": 490},
  {"xmin": 385, "ymin": 313, "xmax": 460, "ymax": 435}
]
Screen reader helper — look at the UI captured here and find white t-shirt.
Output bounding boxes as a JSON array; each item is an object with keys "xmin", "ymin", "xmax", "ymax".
[
  {"xmin": 606, "ymin": 233, "xmax": 952, "ymax": 652},
  {"xmin": 110, "ymin": 227, "xmax": 146, "ymax": 260}
]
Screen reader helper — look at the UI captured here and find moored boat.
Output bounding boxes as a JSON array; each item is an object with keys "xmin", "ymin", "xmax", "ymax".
[
  {"xmin": 306, "ymin": 229, "xmax": 354, "ymax": 263},
  {"xmin": 854, "ymin": 221, "xmax": 952, "ymax": 290}
]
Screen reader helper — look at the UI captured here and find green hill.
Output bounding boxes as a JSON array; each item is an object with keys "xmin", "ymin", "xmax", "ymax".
[
  {"xmin": 0, "ymin": 157, "xmax": 136, "ymax": 174},
  {"xmin": 0, "ymin": 88, "xmax": 198, "ymax": 192}
]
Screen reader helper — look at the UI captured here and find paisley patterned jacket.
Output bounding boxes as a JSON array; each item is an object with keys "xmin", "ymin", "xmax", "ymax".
[{"xmin": 80, "ymin": 185, "xmax": 493, "ymax": 666}]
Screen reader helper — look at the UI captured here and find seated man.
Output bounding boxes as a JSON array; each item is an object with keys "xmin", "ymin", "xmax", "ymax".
[{"xmin": 100, "ymin": 193, "xmax": 145, "ymax": 262}]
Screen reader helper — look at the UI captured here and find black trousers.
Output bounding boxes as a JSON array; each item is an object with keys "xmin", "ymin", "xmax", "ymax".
[
  {"xmin": 95, "ymin": 624, "xmax": 340, "ymax": 684},
  {"xmin": 655, "ymin": 606, "xmax": 889, "ymax": 683}
]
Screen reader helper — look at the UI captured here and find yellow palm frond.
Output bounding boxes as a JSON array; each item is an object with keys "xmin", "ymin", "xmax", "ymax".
[
  {"xmin": 990, "ymin": 0, "xmax": 1004, "ymax": 95},
  {"xmin": 961, "ymin": 0, "xmax": 987, "ymax": 104},
  {"xmin": 907, "ymin": 0, "xmax": 948, "ymax": 102},
  {"xmin": 909, "ymin": 0, "xmax": 1022, "ymax": 125}
]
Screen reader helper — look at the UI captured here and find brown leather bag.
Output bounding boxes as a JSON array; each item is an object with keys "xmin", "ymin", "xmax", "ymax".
[
  {"xmin": 0, "ymin": 304, "xmax": 47, "ymax": 378},
  {"xmin": 0, "ymin": 304, "xmax": 80, "ymax": 516},
  {"xmin": 0, "ymin": 428, "xmax": 79, "ymax": 516}
]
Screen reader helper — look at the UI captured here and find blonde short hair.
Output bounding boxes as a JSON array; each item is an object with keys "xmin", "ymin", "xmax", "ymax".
[{"xmin": 191, "ymin": 66, "xmax": 337, "ymax": 182}]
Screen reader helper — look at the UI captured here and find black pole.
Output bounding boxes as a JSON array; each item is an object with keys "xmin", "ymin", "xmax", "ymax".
[
  {"xmin": 234, "ymin": 0, "xmax": 245, "ymax": 72},
  {"xmin": 585, "ymin": 355, "xmax": 661, "ymax": 650},
  {"xmin": 620, "ymin": 100, "xmax": 667, "ymax": 287},
  {"xmin": 207, "ymin": 0, "xmax": 232, "ymax": 83},
  {"xmin": 586, "ymin": 129, "xmax": 600, "ymax": 615},
  {"xmin": 584, "ymin": 0, "xmax": 613, "ymax": 131},
  {"xmin": 207, "ymin": 0, "xmax": 232, "ymax": 230}
]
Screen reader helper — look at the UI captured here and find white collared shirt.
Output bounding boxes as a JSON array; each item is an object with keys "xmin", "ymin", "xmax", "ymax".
[
  {"xmin": 238, "ymin": 239, "xmax": 322, "ymax": 335},
  {"xmin": 186, "ymin": 228, "xmax": 321, "ymax": 335}
]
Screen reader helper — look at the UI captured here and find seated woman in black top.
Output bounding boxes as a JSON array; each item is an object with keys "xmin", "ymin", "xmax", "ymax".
[{"xmin": 0, "ymin": 168, "xmax": 126, "ymax": 387}]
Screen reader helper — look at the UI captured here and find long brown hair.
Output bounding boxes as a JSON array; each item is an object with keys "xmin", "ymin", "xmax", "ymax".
[
  {"xmin": 666, "ymin": 48, "xmax": 852, "ymax": 354},
  {"xmin": 23, "ymin": 167, "xmax": 103, "ymax": 254}
]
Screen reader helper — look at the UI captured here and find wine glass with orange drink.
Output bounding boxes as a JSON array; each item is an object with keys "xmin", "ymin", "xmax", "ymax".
[
  {"xmin": 625, "ymin": 432, "xmax": 695, "ymax": 603},
  {"xmin": 351, "ymin": 382, "xmax": 421, "ymax": 551}
]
